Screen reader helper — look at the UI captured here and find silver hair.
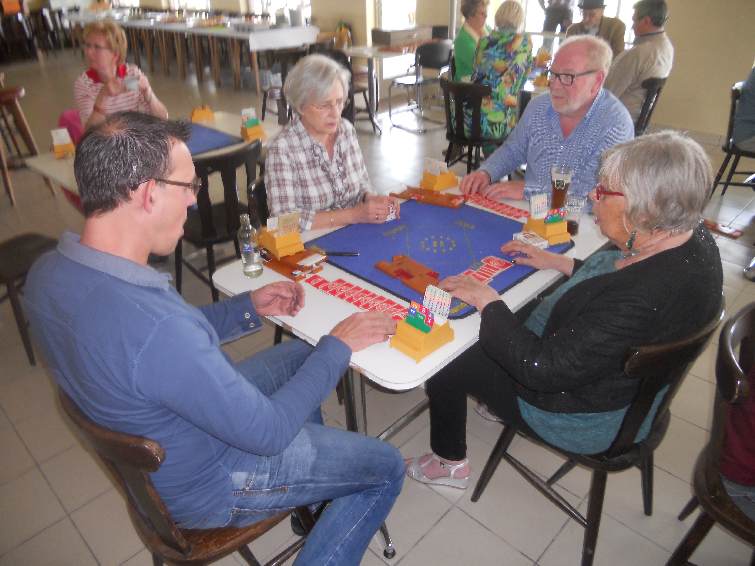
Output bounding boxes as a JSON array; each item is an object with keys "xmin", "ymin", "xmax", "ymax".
[
  {"xmin": 557, "ymin": 35, "xmax": 613, "ymax": 74},
  {"xmin": 599, "ymin": 131, "xmax": 713, "ymax": 233},
  {"xmin": 283, "ymin": 54, "xmax": 350, "ymax": 114},
  {"xmin": 495, "ymin": 0, "xmax": 525, "ymax": 31}
]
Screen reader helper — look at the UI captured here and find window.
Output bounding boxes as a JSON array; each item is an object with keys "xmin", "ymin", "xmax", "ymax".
[{"xmin": 378, "ymin": 0, "xmax": 418, "ymax": 79}]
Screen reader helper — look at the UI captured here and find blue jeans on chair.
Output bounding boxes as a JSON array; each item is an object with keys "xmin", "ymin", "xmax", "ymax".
[{"xmin": 224, "ymin": 340, "xmax": 405, "ymax": 566}]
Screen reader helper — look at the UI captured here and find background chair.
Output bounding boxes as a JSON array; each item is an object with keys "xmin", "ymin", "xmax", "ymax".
[
  {"xmin": 306, "ymin": 47, "xmax": 359, "ymax": 126},
  {"xmin": 0, "ymin": 233, "xmax": 57, "ymax": 365},
  {"xmin": 667, "ymin": 302, "xmax": 755, "ymax": 565},
  {"xmin": 711, "ymin": 81, "xmax": 755, "ymax": 197},
  {"xmin": 0, "ymin": 85, "xmax": 56, "ymax": 205},
  {"xmin": 634, "ymin": 76, "xmax": 667, "ymax": 136},
  {"xmin": 175, "ymin": 140, "xmax": 261, "ymax": 302},
  {"xmin": 440, "ymin": 78, "xmax": 505, "ymax": 173},
  {"xmin": 471, "ymin": 304, "xmax": 725, "ymax": 566},
  {"xmin": 260, "ymin": 47, "xmax": 308, "ymax": 125},
  {"xmin": 58, "ymin": 388, "xmax": 314, "ymax": 566},
  {"xmin": 388, "ymin": 40, "xmax": 452, "ymax": 133}
]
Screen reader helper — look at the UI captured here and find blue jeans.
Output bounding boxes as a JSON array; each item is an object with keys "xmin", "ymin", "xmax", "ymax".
[
  {"xmin": 226, "ymin": 340, "xmax": 405, "ymax": 566},
  {"xmin": 722, "ymin": 475, "xmax": 755, "ymax": 522}
]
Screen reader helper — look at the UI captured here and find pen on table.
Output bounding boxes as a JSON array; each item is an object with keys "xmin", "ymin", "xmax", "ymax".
[{"xmin": 323, "ymin": 251, "xmax": 360, "ymax": 257}]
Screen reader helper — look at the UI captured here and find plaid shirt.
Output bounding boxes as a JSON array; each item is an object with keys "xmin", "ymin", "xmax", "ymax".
[{"xmin": 265, "ymin": 116, "xmax": 370, "ymax": 230}]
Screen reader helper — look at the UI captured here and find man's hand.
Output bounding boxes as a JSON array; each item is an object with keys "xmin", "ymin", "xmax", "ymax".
[
  {"xmin": 460, "ymin": 170, "xmax": 492, "ymax": 196},
  {"xmin": 329, "ymin": 312, "xmax": 396, "ymax": 352},
  {"xmin": 501, "ymin": 241, "xmax": 575, "ymax": 275},
  {"xmin": 440, "ymin": 274, "xmax": 500, "ymax": 312},
  {"xmin": 480, "ymin": 180, "xmax": 525, "ymax": 201},
  {"xmin": 251, "ymin": 281, "xmax": 305, "ymax": 317}
]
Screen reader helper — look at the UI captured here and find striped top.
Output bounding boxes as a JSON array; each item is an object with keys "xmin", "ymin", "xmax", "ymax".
[
  {"xmin": 480, "ymin": 88, "xmax": 634, "ymax": 199},
  {"xmin": 73, "ymin": 63, "xmax": 150, "ymax": 125}
]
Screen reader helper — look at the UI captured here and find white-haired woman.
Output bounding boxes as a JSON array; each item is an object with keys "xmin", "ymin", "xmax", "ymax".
[
  {"xmin": 405, "ymin": 131, "xmax": 723, "ymax": 488},
  {"xmin": 265, "ymin": 54, "xmax": 399, "ymax": 231}
]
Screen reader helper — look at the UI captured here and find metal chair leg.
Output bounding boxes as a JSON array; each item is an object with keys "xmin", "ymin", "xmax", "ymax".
[{"xmin": 379, "ymin": 522, "xmax": 396, "ymax": 559}]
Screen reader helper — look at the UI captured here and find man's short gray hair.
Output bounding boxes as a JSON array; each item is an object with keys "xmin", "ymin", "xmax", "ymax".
[
  {"xmin": 283, "ymin": 54, "xmax": 350, "ymax": 114},
  {"xmin": 558, "ymin": 35, "xmax": 613, "ymax": 74},
  {"xmin": 599, "ymin": 131, "xmax": 713, "ymax": 233}
]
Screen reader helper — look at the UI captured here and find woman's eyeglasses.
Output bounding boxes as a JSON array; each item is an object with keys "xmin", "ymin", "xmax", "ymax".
[
  {"xmin": 83, "ymin": 42, "xmax": 112, "ymax": 52},
  {"xmin": 593, "ymin": 183, "xmax": 625, "ymax": 201}
]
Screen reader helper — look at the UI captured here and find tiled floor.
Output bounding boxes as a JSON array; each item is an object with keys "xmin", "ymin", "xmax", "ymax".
[{"xmin": 1, "ymin": 50, "xmax": 754, "ymax": 565}]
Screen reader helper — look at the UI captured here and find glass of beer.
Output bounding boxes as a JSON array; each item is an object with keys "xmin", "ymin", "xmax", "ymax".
[
  {"xmin": 550, "ymin": 165, "xmax": 572, "ymax": 210},
  {"xmin": 565, "ymin": 195, "xmax": 587, "ymax": 236}
]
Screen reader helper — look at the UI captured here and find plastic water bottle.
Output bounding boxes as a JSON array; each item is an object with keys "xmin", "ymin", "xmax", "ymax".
[{"xmin": 238, "ymin": 213, "xmax": 263, "ymax": 278}]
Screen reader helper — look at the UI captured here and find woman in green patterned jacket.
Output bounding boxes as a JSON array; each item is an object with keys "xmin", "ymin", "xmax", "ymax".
[{"xmin": 471, "ymin": 0, "xmax": 533, "ymax": 153}]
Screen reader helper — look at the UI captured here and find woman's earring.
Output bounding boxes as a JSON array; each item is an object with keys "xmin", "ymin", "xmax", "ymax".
[{"xmin": 624, "ymin": 229, "xmax": 637, "ymax": 257}]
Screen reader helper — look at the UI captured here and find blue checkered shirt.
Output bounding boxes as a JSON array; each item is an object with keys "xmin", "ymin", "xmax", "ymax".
[{"xmin": 480, "ymin": 88, "xmax": 634, "ymax": 199}]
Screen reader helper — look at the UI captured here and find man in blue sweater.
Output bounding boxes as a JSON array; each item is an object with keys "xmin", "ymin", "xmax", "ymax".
[
  {"xmin": 461, "ymin": 35, "xmax": 633, "ymax": 202},
  {"xmin": 24, "ymin": 112, "xmax": 403, "ymax": 566}
]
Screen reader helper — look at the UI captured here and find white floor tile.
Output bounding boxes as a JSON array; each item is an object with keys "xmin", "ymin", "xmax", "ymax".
[
  {"xmin": 14, "ymin": 406, "xmax": 77, "ymax": 464},
  {"xmin": 40, "ymin": 444, "xmax": 112, "ymax": 513},
  {"xmin": 0, "ymin": 518, "xmax": 97, "ymax": 566},
  {"xmin": 654, "ymin": 416, "xmax": 709, "ymax": 485},
  {"xmin": 0, "ymin": 424, "xmax": 35, "ymax": 486},
  {"xmin": 0, "ymin": 468, "xmax": 66, "ymax": 555},
  {"xmin": 671, "ymin": 374, "xmax": 716, "ymax": 431}
]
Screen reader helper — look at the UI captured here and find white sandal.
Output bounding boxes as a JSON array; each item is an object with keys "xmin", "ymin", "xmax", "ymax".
[{"xmin": 405, "ymin": 453, "xmax": 470, "ymax": 489}]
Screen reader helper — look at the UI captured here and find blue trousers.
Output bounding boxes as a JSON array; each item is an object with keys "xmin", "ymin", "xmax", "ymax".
[{"xmin": 226, "ymin": 340, "xmax": 404, "ymax": 565}]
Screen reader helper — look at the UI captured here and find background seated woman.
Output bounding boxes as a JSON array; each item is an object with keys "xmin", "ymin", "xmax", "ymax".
[
  {"xmin": 405, "ymin": 131, "xmax": 723, "ymax": 488},
  {"xmin": 74, "ymin": 21, "xmax": 168, "ymax": 129},
  {"xmin": 265, "ymin": 54, "xmax": 399, "ymax": 232},
  {"xmin": 454, "ymin": 0, "xmax": 490, "ymax": 81},
  {"xmin": 471, "ymin": 0, "xmax": 533, "ymax": 152}
]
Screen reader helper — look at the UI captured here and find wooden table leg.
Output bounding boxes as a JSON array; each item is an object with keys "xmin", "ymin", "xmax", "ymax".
[
  {"xmin": 174, "ymin": 33, "xmax": 186, "ymax": 80},
  {"xmin": 249, "ymin": 50, "xmax": 262, "ymax": 106},
  {"xmin": 143, "ymin": 30, "xmax": 155, "ymax": 74},
  {"xmin": 210, "ymin": 37, "xmax": 221, "ymax": 87},
  {"xmin": 8, "ymin": 99, "xmax": 56, "ymax": 197},
  {"xmin": 129, "ymin": 28, "xmax": 141, "ymax": 68},
  {"xmin": 231, "ymin": 39, "xmax": 241, "ymax": 90},
  {"xmin": 158, "ymin": 31, "xmax": 170, "ymax": 76},
  {"xmin": 192, "ymin": 35, "xmax": 204, "ymax": 83}
]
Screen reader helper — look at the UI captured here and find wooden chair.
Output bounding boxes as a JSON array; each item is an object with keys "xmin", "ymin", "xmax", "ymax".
[
  {"xmin": 260, "ymin": 47, "xmax": 307, "ymax": 125},
  {"xmin": 634, "ymin": 76, "xmax": 667, "ymax": 136},
  {"xmin": 471, "ymin": 303, "xmax": 725, "ymax": 566},
  {"xmin": 667, "ymin": 302, "xmax": 755, "ymax": 565},
  {"xmin": 711, "ymin": 82, "xmax": 755, "ymax": 197},
  {"xmin": 440, "ymin": 78, "xmax": 503, "ymax": 173},
  {"xmin": 306, "ymin": 47, "xmax": 358, "ymax": 126},
  {"xmin": 0, "ymin": 233, "xmax": 57, "ymax": 365},
  {"xmin": 0, "ymin": 85, "xmax": 56, "ymax": 205},
  {"xmin": 388, "ymin": 40, "xmax": 452, "ymax": 133},
  {"xmin": 175, "ymin": 140, "xmax": 261, "ymax": 302},
  {"xmin": 58, "ymin": 388, "xmax": 314, "ymax": 566}
]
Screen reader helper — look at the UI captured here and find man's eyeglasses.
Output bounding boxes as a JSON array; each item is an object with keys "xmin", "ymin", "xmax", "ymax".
[
  {"xmin": 593, "ymin": 183, "xmax": 625, "ymax": 201},
  {"xmin": 154, "ymin": 177, "xmax": 202, "ymax": 196},
  {"xmin": 546, "ymin": 68, "xmax": 599, "ymax": 86},
  {"xmin": 83, "ymin": 42, "xmax": 112, "ymax": 52}
]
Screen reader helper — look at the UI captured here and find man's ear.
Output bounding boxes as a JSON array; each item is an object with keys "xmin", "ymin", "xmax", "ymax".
[
  {"xmin": 133, "ymin": 179, "xmax": 157, "ymax": 213},
  {"xmin": 594, "ymin": 70, "xmax": 606, "ymax": 95}
]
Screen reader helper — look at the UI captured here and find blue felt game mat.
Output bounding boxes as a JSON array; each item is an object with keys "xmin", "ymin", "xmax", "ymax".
[
  {"xmin": 186, "ymin": 123, "xmax": 243, "ymax": 156},
  {"xmin": 308, "ymin": 200, "xmax": 573, "ymax": 318}
]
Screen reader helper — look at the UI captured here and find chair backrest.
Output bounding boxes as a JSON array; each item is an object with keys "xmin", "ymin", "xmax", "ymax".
[
  {"xmin": 605, "ymin": 301, "xmax": 725, "ymax": 458},
  {"xmin": 57, "ymin": 388, "xmax": 192, "ymax": 556},
  {"xmin": 723, "ymin": 81, "xmax": 744, "ymax": 151},
  {"xmin": 708, "ymin": 302, "xmax": 755, "ymax": 467},
  {"xmin": 634, "ymin": 77, "xmax": 667, "ymax": 136},
  {"xmin": 416, "ymin": 40, "xmax": 453, "ymax": 73},
  {"xmin": 440, "ymin": 77, "xmax": 492, "ymax": 144},
  {"xmin": 247, "ymin": 177, "xmax": 269, "ymax": 227},
  {"xmin": 191, "ymin": 140, "xmax": 262, "ymax": 242}
]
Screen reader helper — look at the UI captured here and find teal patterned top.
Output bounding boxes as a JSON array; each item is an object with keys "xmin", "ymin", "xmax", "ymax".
[{"xmin": 470, "ymin": 29, "xmax": 533, "ymax": 145}]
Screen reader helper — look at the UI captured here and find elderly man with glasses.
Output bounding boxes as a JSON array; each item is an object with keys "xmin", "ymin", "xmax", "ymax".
[
  {"xmin": 461, "ymin": 35, "xmax": 633, "ymax": 202},
  {"xmin": 566, "ymin": 0, "xmax": 626, "ymax": 58}
]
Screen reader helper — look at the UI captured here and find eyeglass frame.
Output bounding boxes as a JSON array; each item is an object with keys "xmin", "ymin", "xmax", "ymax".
[
  {"xmin": 82, "ymin": 41, "xmax": 113, "ymax": 52},
  {"xmin": 132, "ymin": 177, "xmax": 203, "ymax": 196},
  {"xmin": 309, "ymin": 99, "xmax": 346, "ymax": 113},
  {"xmin": 593, "ymin": 183, "xmax": 625, "ymax": 201},
  {"xmin": 546, "ymin": 68, "xmax": 599, "ymax": 87}
]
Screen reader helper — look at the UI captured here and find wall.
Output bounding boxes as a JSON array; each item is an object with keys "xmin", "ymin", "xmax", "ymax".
[
  {"xmin": 645, "ymin": 0, "xmax": 755, "ymax": 139},
  {"xmin": 310, "ymin": 0, "xmax": 370, "ymax": 45}
]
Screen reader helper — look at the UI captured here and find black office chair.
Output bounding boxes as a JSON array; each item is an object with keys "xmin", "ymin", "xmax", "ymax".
[
  {"xmin": 667, "ymin": 302, "xmax": 755, "ymax": 566},
  {"xmin": 634, "ymin": 76, "xmax": 666, "ymax": 136},
  {"xmin": 388, "ymin": 40, "xmax": 452, "ymax": 133},
  {"xmin": 471, "ymin": 303, "xmax": 725, "ymax": 566},
  {"xmin": 175, "ymin": 140, "xmax": 261, "ymax": 302},
  {"xmin": 711, "ymin": 81, "xmax": 755, "ymax": 197},
  {"xmin": 440, "ymin": 77, "xmax": 506, "ymax": 173}
]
